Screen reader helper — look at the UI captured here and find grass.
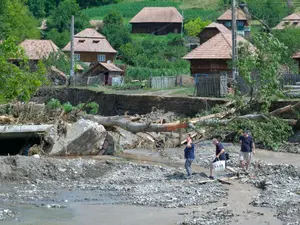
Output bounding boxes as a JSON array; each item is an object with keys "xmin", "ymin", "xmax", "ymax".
[{"xmin": 83, "ymin": 0, "xmax": 222, "ymax": 22}]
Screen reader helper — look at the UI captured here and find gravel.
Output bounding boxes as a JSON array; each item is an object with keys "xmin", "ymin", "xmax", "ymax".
[{"xmin": 0, "ymin": 156, "xmax": 227, "ymax": 209}]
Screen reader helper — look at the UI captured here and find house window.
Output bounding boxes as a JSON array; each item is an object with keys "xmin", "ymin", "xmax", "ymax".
[
  {"xmin": 74, "ymin": 54, "xmax": 80, "ymax": 61},
  {"xmin": 224, "ymin": 21, "xmax": 232, "ymax": 28},
  {"xmin": 97, "ymin": 54, "xmax": 106, "ymax": 62}
]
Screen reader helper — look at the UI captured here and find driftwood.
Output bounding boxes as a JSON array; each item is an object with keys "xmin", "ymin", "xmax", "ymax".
[
  {"xmin": 81, "ymin": 114, "xmax": 193, "ymax": 134},
  {"xmin": 270, "ymin": 101, "xmax": 300, "ymax": 117}
]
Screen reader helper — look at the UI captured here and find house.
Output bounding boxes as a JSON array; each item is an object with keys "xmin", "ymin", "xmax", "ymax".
[
  {"xmin": 198, "ymin": 22, "xmax": 230, "ymax": 45},
  {"xmin": 18, "ymin": 39, "xmax": 59, "ymax": 70},
  {"xmin": 48, "ymin": 66, "xmax": 67, "ymax": 85},
  {"xmin": 130, "ymin": 7, "xmax": 183, "ymax": 35},
  {"xmin": 183, "ymin": 32, "xmax": 250, "ymax": 76},
  {"xmin": 273, "ymin": 13, "xmax": 300, "ymax": 29},
  {"xmin": 217, "ymin": 8, "xmax": 250, "ymax": 38},
  {"xmin": 82, "ymin": 62, "xmax": 123, "ymax": 86},
  {"xmin": 293, "ymin": 51, "xmax": 300, "ymax": 72},
  {"xmin": 62, "ymin": 28, "xmax": 117, "ymax": 64},
  {"xmin": 20, "ymin": 39, "xmax": 58, "ymax": 61}
]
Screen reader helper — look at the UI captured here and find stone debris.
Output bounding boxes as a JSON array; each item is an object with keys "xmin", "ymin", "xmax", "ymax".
[
  {"xmin": 179, "ymin": 208, "xmax": 234, "ymax": 225},
  {"xmin": 0, "ymin": 208, "xmax": 17, "ymax": 221}
]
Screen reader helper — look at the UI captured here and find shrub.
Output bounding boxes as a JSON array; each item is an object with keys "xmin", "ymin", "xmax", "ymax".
[
  {"xmin": 62, "ymin": 102, "xmax": 73, "ymax": 113},
  {"xmin": 46, "ymin": 98, "xmax": 61, "ymax": 109}
]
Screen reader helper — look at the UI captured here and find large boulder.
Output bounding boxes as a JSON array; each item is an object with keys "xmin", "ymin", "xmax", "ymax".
[{"xmin": 48, "ymin": 119, "xmax": 114, "ymax": 156}]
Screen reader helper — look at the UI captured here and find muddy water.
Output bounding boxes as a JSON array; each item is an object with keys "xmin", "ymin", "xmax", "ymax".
[{"xmin": 1, "ymin": 147, "xmax": 295, "ymax": 225}]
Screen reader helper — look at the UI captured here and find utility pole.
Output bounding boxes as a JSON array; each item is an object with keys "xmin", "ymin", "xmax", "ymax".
[
  {"xmin": 70, "ymin": 15, "xmax": 75, "ymax": 83},
  {"xmin": 181, "ymin": 0, "xmax": 184, "ymax": 36},
  {"xmin": 231, "ymin": 0, "xmax": 238, "ymax": 81}
]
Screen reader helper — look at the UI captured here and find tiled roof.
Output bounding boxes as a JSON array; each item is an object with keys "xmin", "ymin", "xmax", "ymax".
[
  {"xmin": 273, "ymin": 13, "xmax": 300, "ymax": 29},
  {"xmin": 100, "ymin": 62, "xmax": 123, "ymax": 72},
  {"xmin": 183, "ymin": 32, "xmax": 250, "ymax": 60},
  {"xmin": 293, "ymin": 51, "xmax": 300, "ymax": 59},
  {"xmin": 19, "ymin": 39, "xmax": 59, "ymax": 60},
  {"xmin": 75, "ymin": 28, "xmax": 105, "ymax": 39},
  {"xmin": 130, "ymin": 7, "xmax": 183, "ymax": 23},
  {"xmin": 204, "ymin": 22, "xmax": 231, "ymax": 34},
  {"xmin": 62, "ymin": 28, "xmax": 117, "ymax": 53},
  {"xmin": 217, "ymin": 8, "xmax": 247, "ymax": 21}
]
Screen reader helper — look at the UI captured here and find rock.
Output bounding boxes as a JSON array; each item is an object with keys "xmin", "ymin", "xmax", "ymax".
[{"xmin": 49, "ymin": 119, "xmax": 114, "ymax": 156}]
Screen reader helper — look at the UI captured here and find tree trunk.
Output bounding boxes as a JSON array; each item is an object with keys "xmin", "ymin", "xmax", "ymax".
[
  {"xmin": 81, "ymin": 114, "xmax": 193, "ymax": 134},
  {"xmin": 270, "ymin": 101, "xmax": 300, "ymax": 117}
]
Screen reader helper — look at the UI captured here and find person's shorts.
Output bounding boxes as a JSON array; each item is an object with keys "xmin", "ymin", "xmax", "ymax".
[{"xmin": 239, "ymin": 151, "xmax": 251, "ymax": 161}]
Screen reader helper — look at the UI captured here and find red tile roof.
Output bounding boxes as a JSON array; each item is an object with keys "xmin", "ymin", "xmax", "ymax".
[
  {"xmin": 204, "ymin": 22, "xmax": 231, "ymax": 34},
  {"xmin": 183, "ymin": 32, "xmax": 251, "ymax": 60},
  {"xmin": 217, "ymin": 8, "xmax": 247, "ymax": 21},
  {"xmin": 19, "ymin": 39, "xmax": 58, "ymax": 60},
  {"xmin": 130, "ymin": 7, "xmax": 183, "ymax": 23},
  {"xmin": 62, "ymin": 28, "xmax": 117, "ymax": 53},
  {"xmin": 293, "ymin": 51, "xmax": 300, "ymax": 59},
  {"xmin": 273, "ymin": 13, "xmax": 300, "ymax": 29}
]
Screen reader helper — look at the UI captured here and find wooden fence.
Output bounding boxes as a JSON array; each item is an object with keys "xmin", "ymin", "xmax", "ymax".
[
  {"xmin": 195, "ymin": 73, "xmax": 228, "ymax": 97},
  {"xmin": 150, "ymin": 76, "xmax": 177, "ymax": 89},
  {"xmin": 281, "ymin": 74, "xmax": 300, "ymax": 85}
]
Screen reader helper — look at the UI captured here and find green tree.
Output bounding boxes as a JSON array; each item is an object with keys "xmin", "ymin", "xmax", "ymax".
[
  {"xmin": 273, "ymin": 28, "xmax": 300, "ymax": 70},
  {"xmin": 245, "ymin": 0, "xmax": 290, "ymax": 27},
  {"xmin": 46, "ymin": 28, "xmax": 70, "ymax": 48},
  {"xmin": 236, "ymin": 33, "xmax": 287, "ymax": 111},
  {"xmin": 47, "ymin": 0, "xmax": 89, "ymax": 33},
  {"xmin": 184, "ymin": 17, "xmax": 211, "ymax": 37},
  {"xmin": 0, "ymin": 37, "xmax": 46, "ymax": 103},
  {"xmin": 27, "ymin": 0, "xmax": 46, "ymax": 18},
  {"xmin": 0, "ymin": 0, "xmax": 40, "ymax": 41},
  {"xmin": 102, "ymin": 11, "xmax": 131, "ymax": 50},
  {"xmin": 43, "ymin": 51, "xmax": 71, "ymax": 74}
]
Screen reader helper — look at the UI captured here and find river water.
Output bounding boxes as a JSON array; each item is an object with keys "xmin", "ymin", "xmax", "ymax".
[{"xmin": 1, "ymin": 145, "xmax": 299, "ymax": 225}]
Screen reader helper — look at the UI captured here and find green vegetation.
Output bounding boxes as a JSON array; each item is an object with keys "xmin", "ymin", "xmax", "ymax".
[
  {"xmin": 101, "ymin": 11, "xmax": 131, "ymax": 49},
  {"xmin": 0, "ymin": 38, "xmax": 46, "ymax": 103},
  {"xmin": 47, "ymin": 99, "xmax": 100, "ymax": 114},
  {"xmin": 229, "ymin": 117, "xmax": 292, "ymax": 150},
  {"xmin": 0, "ymin": 0, "xmax": 40, "ymax": 41},
  {"xmin": 184, "ymin": 17, "xmax": 211, "ymax": 37},
  {"xmin": 83, "ymin": 1, "xmax": 221, "ymax": 21},
  {"xmin": 245, "ymin": 0, "xmax": 291, "ymax": 28},
  {"xmin": 237, "ymin": 33, "xmax": 287, "ymax": 112},
  {"xmin": 119, "ymin": 33, "xmax": 189, "ymax": 80},
  {"xmin": 45, "ymin": 0, "xmax": 89, "ymax": 48}
]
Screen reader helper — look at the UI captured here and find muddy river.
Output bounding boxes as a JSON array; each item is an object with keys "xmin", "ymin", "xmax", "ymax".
[{"xmin": 1, "ymin": 145, "xmax": 300, "ymax": 225}]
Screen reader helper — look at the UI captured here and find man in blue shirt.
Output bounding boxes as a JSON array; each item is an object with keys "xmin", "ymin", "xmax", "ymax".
[
  {"xmin": 239, "ymin": 130, "xmax": 255, "ymax": 170},
  {"xmin": 184, "ymin": 139, "xmax": 195, "ymax": 178},
  {"xmin": 209, "ymin": 138, "xmax": 226, "ymax": 179}
]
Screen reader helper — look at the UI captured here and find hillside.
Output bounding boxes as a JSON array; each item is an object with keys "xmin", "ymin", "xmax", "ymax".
[{"xmin": 83, "ymin": 0, "xmax": 223, "ymax": 22}]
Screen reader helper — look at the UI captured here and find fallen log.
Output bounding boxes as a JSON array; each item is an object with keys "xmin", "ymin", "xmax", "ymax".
[
  {"xmin": 80, "ymin": 114, "xmax": 194, "ymax": 134},
  {"xmin": 270, "ymin": 101, "xmax": 300, "ymax": 117}
]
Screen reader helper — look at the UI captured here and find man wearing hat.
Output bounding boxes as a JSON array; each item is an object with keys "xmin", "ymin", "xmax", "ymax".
[{"xmin": 239, "ymin": 130, "xmax": 255, "ymax": 170}]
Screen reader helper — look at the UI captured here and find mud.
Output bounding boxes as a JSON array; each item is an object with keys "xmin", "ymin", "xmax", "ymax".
[{"xmin": 1, "ymin": 143, "xmax": 300, "ymax": 225}]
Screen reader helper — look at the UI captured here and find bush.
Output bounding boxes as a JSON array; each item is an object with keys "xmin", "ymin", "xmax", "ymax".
[
  {"xmin": 86, "ymin": 102, "xmax": 99, "ymax": 115},
  {"xmin": 62, "ymin": 102, "xmax": 73, "ymax": 113},
  {"xmin": 228, "ymin": 117, "xmax": 293, "ymax": 150},
  {"xmin": 46, "ymin": 98, "xmax": 61, "ymax": 109}
]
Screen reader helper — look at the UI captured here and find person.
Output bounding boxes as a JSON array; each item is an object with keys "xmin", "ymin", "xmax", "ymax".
[
  {"xmin": 184, "ymin": 138, "xmax": 195, "ymax": 179},
  {"xmin": 239, "ymin": 130, "xmax": 255, "ymax": 170},
  {"xmin": 209, "ymin": 138, "xmax": 226, "ymax": 179}
]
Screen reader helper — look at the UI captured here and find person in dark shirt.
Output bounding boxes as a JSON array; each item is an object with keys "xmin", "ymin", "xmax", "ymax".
[
  {"xmin": 239, "ymin": 130, "xmax": 255, "ymax": 170},
  {"xmin": 184, "ymin": 139, "xmax": 195, "ymax": 178},
  {"xmin": 209, "ymin": 138, "xmax": 226, "ymax": 179}
]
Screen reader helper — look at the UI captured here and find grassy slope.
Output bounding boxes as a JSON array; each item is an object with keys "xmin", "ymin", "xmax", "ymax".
[{"xmin": 83, "ymin": 0, "xmax": 223, "ymax": 22}]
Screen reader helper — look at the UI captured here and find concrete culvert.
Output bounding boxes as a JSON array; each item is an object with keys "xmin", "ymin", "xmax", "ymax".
[{"xmin": 0, "ymin": 135, "xmax": 41, "ymax": 156}]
